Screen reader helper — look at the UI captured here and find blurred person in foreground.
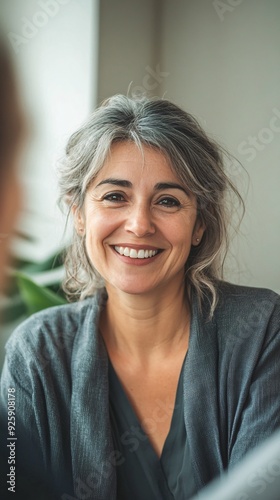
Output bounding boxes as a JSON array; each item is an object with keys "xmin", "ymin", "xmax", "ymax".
[
  {"xmin": 0, "ymin": 40, "xmax": 24, "ymax": 291},
  {"xmin": 0, "ymin": 37, "xmax": 58, "ymax": 500},
  {"xmin": 0, "ymin": 37, "xmax": 28, "ymax": 499},
  {"xmin": 0, "ymin": 94, "xmax": 280, "ymax": 500}
]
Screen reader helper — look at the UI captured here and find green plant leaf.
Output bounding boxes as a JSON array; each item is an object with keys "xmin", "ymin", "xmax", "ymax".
[{"xmin": 16, "ymin": 272, "xmax": 67, "ymax": 315}]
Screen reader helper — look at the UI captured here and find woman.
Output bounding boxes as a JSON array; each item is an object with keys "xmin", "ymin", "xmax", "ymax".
[{"xmin": 1, "ymin": 95, "xmax": 280, "ymax": 500}]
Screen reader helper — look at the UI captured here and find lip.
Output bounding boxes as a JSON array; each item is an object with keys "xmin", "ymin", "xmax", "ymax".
[
  {"xmin": 111, "ymin": 243, "xmax": 161, "ymax": 250},
  {"xmin": 110, "ymin": 245, "xmax": 163, "ymax": 266}
]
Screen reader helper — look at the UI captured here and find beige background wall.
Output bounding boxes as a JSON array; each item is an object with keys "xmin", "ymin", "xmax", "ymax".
[
  {"xmin": 98, "ymin": 0, "xmax": 162, "ymax": 103},
  {"xmin": 98, "ymin": 0, "xmax": 280, "ymax": 293}
]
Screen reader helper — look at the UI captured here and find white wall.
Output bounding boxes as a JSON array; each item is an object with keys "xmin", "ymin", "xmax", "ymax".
[
  {"xmin": 159, "ymin": 0, "xmax": 280, "ymax": 292},
  {"xmin": 1, "ymin": 0, "xmax": 99, "ymax": 261}
]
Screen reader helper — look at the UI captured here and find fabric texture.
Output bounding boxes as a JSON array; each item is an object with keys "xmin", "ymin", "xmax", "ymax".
[
  {"xmin": 108, "ymin": 351, "xmax": 196, "ymax": 499},
  {"xmin": 0, "ymin": 282, "xmax": 280, "ymax": 500}
]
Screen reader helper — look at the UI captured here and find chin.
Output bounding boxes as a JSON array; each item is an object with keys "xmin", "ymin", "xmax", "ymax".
[{"xmin": 108, "ymin": 278, "xmax": 159, "ymax": 296}]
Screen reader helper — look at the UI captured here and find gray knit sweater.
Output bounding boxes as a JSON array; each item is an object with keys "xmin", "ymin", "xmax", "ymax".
[{"xmin": 1, "ymin": 282, "xmax": 280, "ymax": 500}]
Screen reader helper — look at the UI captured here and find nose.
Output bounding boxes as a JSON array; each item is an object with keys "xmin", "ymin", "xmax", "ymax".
[{"xmin": 124, "ymin": 203, "xmax": 156, "ymax": 237}]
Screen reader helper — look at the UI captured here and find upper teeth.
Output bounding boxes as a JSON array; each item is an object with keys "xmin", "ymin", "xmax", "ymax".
[{"xmin": 114, "ymin": 246, "xmax": 158, "ymax": 259}]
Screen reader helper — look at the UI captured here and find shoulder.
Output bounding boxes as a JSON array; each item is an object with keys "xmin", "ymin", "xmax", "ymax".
[
  {"xmin": 212, "ymin": 281, "xmax": 280, "ymax": 348},
  {"xmin": 217, "ymin": 280, "xmax": 280, "ymax": 300},
  {"xmin": 215, "ymin": 281, "xmax": 280, "ymax": 317},
  {"xmin": 4, "ymin": 290, "xmax": 106, "ymax": 369}
]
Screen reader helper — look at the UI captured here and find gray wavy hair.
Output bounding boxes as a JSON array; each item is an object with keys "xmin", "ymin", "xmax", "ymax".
[{"xmin": 58, "ymin": 94, "xmax": 244, "ymax": 316}]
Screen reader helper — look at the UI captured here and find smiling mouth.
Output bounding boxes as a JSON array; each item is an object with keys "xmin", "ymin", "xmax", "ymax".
[{"xmin": 114, "ymin": 246, "xmax": 161, "ymax": 259}]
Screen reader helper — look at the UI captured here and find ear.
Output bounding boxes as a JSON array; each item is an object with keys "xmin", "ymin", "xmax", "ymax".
[
  {"xmin": 71, "ymin": 205, "xmax": 85, "ymax": 236},
  {"xmin": 192, "ymin": 217, "xmax": 206, "ymax": 246}
]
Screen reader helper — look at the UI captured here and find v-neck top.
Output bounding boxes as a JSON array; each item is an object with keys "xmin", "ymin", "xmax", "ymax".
[{"xmin": 108, "ymin": 354, "xmax": 197, "ymax": 499}]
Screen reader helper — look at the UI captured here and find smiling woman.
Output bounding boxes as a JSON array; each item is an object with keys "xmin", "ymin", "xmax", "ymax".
[
  {"xmin": 1, "ymin": 95, "xmax": 280, "ymax": 500},
  {"xmin": 60, "ymin": 95, "xmax": 241, "ymax": 316}
]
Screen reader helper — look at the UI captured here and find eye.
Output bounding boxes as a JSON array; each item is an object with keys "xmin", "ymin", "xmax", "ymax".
[
  {"xmin": 157, "ymin": 197, "xmax": 181, "ymax": 208},
  {"xmin": 102, "ymin": 192, "xmax": 126, "ymax": 202}
]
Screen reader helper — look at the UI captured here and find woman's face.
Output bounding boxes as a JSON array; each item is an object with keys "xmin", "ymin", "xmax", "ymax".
[{"xmin": 75, "ymin": 141, "xmax": 205, "ymax": 297}]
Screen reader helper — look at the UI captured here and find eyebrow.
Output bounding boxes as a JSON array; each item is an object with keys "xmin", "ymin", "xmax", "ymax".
[
  {"xmin": 95, "ymin": 178, "xmax": 190, "ymax": 195},
  {"xmin": 154, "ymin": 182, "xmax": 190, "ymax": 195},
  {"xmin": 95, "ymin": 178, "xmax": 132, "ymax": 189}
]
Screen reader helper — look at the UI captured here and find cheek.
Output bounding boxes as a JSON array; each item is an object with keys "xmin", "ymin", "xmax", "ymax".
[
  {"xmin": 84, "ymin": 210, "xmax": 121, "ymax": 254},
  {"xmin": 166, "ymin": 214, "xmax": 196, "ymax": 244},
  {"xmin": 164, "ymin": 219, "xmax": 197, "ymax": 265}
]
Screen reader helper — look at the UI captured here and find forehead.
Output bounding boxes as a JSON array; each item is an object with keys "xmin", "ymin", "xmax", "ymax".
[{"xmin": 94, "ymin": 141, "xmax": 178, "ymax": 183}]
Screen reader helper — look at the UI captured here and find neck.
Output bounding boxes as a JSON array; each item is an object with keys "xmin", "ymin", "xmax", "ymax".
[{"xmin": 100, "ymin": 281, "xmax": 191, "ymax": 364}]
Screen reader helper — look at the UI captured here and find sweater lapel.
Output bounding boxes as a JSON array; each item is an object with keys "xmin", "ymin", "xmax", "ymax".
[
  {"xmin": 70, "ymin": 292, "xmax": 116, "ymax": 500},
  {"xmin": 183, "ymin": 296, "xmax": 224, "ymax": 489}
]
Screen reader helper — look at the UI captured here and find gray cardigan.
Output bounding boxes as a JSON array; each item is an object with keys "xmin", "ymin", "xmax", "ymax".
[{"xmin": 1, "ymin": 282, "xmax": 280, "ymax": 500}]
